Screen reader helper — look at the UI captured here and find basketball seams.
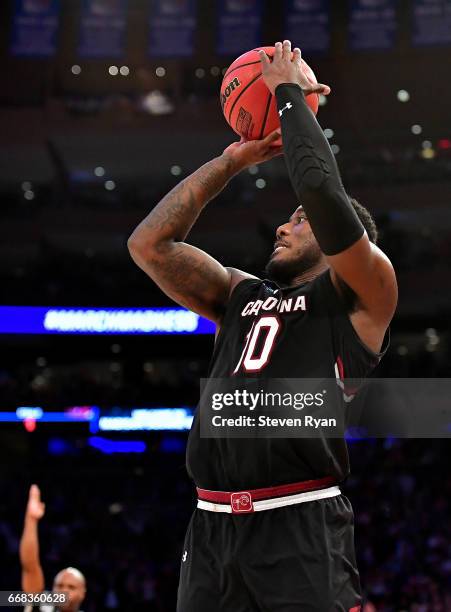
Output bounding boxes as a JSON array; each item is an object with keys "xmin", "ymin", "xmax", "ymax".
[
  {"xmin": 227, "ymin": 72, "xmax": 263, "ymax": 124},
  {"xmin": 222, "ymin": 60, "xmax": 262, "ymax": 82},
  {"xmin": 259, "ymin": 91, "xmax": 273, "ymax": 140}
]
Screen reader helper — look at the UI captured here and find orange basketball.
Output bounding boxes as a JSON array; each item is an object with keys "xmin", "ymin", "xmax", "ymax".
[{"xmin": 220, "ymin": 46, "xmax": 319, "ymax": 141}]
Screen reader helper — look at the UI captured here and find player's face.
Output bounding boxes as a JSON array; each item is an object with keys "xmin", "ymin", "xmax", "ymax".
[
  {"xmin": 53, "ymin": 571, "xmax": 86, "ymax": 611},
  {"xmin": 265, "ymin": 206, "xmax": 323, "ymax": 285}
]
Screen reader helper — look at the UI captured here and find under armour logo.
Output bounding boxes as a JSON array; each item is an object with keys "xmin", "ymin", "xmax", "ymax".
[
  {"xmin": 278, "ymin": 102, "xmax": 293, "ymax": 117},
  {"xmin": 182, "ymin": 550, "xmax": 188, "ymax": 562}
]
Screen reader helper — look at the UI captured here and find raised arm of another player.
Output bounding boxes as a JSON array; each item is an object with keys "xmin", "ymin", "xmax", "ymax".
[
  {"xmin": 259, "ymin": 41, "xmax": 397, "ymax": 345},
  {"xmin": 128, "ymin": 132, "xmax": 282, "ymax": 324},
  {"xmin": 20, "ymin": 485, "xmax": 45, "ymax": 594}
]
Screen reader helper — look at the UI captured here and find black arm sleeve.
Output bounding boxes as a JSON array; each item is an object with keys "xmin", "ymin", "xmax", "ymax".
[{"xmin": 275, "ymin": 83, "xmax": 365, "ymax": 256}]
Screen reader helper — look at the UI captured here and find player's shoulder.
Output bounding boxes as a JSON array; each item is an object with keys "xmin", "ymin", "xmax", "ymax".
[{"xmin": 226, "ymin": 267, "xmax": 261, "ymax": 300}]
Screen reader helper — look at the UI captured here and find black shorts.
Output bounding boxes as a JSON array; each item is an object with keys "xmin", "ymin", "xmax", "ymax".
[{"xmin": 177, "ymin": 494, "xmax": 362, "ymax": 612}]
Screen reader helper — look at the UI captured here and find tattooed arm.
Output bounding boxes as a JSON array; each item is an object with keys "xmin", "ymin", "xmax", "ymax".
[{"xmin": 127, "ymin": 130, "xmax": 282, "ymax": 324}]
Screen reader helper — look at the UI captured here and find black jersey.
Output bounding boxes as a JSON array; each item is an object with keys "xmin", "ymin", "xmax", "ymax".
[{"xmin": 186, "ymin": 269, "xmax": 388, "ymax": 491}]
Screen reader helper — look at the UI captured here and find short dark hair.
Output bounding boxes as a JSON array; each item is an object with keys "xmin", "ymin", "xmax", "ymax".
[{"xmin": 348, "ymin": 196, "xmax": 378, "ymax": 244}]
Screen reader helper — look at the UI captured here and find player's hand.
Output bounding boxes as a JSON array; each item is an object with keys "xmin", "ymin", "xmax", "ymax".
[
  {"xmin": 259, "ymin": 40, "xmax": 331, "ymax": 97},
  {"xmin": 222, "ymin": 129, "xmax": 283, "ymax": 172},
  {"xmin": 26, "ymin": 484, "xmax": 45, "ymax": 521}
]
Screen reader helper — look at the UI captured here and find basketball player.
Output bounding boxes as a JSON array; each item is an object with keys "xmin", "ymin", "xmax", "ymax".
[
  {"xmin": 20, "ymin": 485, "xmax": 86, "ymax": 612},
  {"xmin": 128, "ymin": 41, "xmax": 397, "ymax": 611}
]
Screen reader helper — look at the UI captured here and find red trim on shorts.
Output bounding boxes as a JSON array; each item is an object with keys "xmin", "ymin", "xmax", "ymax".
[{"xmin": 197, "ymin": 476, "xmax": 336, "ymax": 504}]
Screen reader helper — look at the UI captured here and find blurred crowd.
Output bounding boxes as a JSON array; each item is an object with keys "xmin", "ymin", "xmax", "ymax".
[
  {"xmin": 0, "ymin": 439, "xmax": 449, "ymax": 611},
  {"xmin": 347, "ymin": 440, "xmax": 450, "ymax": 611}
]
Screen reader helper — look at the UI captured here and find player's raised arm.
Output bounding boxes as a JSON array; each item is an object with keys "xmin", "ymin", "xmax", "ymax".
[
  {"xmin": 127, "ymin": 132, "xmax": 282, "ymax": 324},
  {"xmin": 259, "ymin": 41, "xmax": 397, "ymax": 333},
  {"xmin": 20, "ymin": 485, "xmax": 46, "ymax": 594}
]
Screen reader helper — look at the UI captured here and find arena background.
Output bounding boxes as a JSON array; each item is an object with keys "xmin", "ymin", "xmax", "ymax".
[{"xmin": 0, "ymin": 1, "xmax": 450, "ymax": 610}]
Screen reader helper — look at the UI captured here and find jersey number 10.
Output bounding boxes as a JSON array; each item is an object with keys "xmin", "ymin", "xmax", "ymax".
[{"xmin": 233, "ymin": 316, "xmax": 281, "ymax": 374}]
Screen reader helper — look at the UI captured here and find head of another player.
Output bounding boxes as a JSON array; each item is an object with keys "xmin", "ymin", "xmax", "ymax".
[
  {"xmin": 53, "ymin": 567, "xmax": 86, "ymax": 611},
  {"xmin": 265, "ymin": 196, "xmax": 378, "ymax": 286}
]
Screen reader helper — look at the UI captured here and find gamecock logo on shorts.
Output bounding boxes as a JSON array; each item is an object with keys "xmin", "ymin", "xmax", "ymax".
[{"xmin": 231, "ymin": 491, "xmax": 254, "ymax": 513}]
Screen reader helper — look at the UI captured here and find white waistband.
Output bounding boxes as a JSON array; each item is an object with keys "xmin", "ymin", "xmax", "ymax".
[{"xmin": 197, "ymin": 485, "xmax": 341, "ymax": 513}]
